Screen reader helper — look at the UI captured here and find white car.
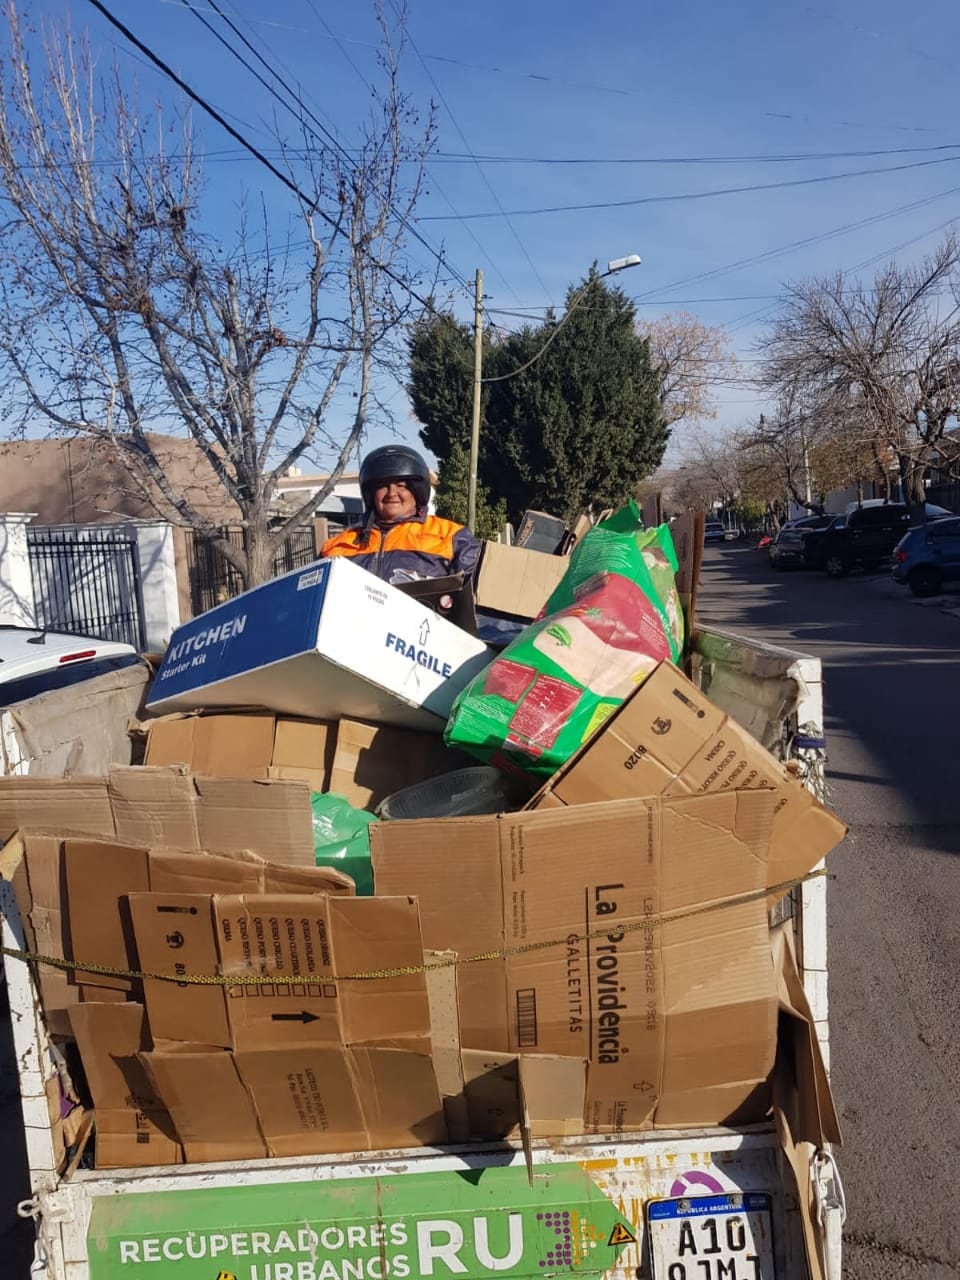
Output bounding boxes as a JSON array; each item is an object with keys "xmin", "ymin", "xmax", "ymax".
[{"xmin": 0, "ymin": 626, "xmax": 141, "ymax": 706}]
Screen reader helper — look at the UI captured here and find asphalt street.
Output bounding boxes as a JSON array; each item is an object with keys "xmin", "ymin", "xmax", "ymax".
[
  {"xmin": 698, "ymin": 543, "xmax": 960, "ymax": 1280},
  {"xmin": 1, "ymin": 547, "xmax": 958, "ymax": 1279}
]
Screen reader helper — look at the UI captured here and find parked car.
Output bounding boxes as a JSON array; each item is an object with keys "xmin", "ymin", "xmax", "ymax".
[
  {"xmin": 798, "ymin": 515, "xmax": 846, "ymax": 570},
  {"xmin": 704, "ymin": 520, "xmax": 736, "ymax": 544},
  {"xmin": 893, "ymin": 516, "xmax": 960, "ymax": 596},
  {"xmin": 768, "ymin": 514, "xmax": 833, "ymax": 569},
  {"xmin": 0, "ymin": 625, "xmax": 141, "ymax": 706},
  {"xmin": 815, "ymin": 502, "xmax": 954, "ymax": 577}
]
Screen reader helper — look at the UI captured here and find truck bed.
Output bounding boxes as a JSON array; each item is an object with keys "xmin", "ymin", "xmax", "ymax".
[{"xmin": 0, "ymin": 627, "xmax": 838, "ymax": 1280}]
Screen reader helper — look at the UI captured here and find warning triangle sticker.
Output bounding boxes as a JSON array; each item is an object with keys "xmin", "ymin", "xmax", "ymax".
[
  {"xmin": 608, "ymin": 1223, "xmax": 636, "ymax": 1247},
  {"xmin": 217, "ymin": 1272, "xmax": 238, "ymax": 1280}
]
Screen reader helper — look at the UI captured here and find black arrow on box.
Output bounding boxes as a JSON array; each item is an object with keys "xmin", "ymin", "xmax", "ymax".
[{"xmin": 271, "ymin": 1011, "xmax": 320, "ymax": 1024}]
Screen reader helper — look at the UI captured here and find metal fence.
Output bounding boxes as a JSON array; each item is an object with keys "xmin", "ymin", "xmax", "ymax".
[
  {"xmin": 927, "ymin": 480, "xmax": 960, "ymax": 512},
  {"xmin": 26, "ymin": 526, "xmax": 147, "ymax": 650},
  {"xmin": 185, "ymin": 524, "xmax": 318, "ymax": 617}
]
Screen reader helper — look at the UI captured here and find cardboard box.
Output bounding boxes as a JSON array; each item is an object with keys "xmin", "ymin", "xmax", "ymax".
[
  {"xmin": 133, "ymin": 891, "xmax": 449, "ymax": 1160},
  {"xmin": 329, "ymin": 718, "xmax": 469, "ymax": 811},
  {"xmin": 372, "ymin": 792, "xmax": 780, "ymax": 1132},
  {"xmin": 272, "ymin": 718, "xmax": 336, "ymax": 789},
  {"xmin": 144, "ymin": 712, "xmax": 277, "ymax": 777},
  {"xmin": 146, "ymin": 713, "xmax": 336, "ymax": 790},
  {"xmin": 0, "ymin": 766, "xmax": 321, "ymax": 868},
  {"xmin": 527, "ymin": 662, "xmax": 847, "ymax": 900},
  {"xmin": 146, "ymin": 557, "xmax": 492, "ymax": 730},
  {"xmin": 216, "ymin": 893, "xmax": 431, "ymax": 1051},
  {"xmin": 128, "ymin": 891, "xmax": 430, "ymax": 1052},
  {"xmin": 474, "ymin": 542, "xmax": 568, "ymax": 623},
  {"xmin": 68, "ymin": 1003, "xmax": 181, "ymax": 1169},
  {"xmin": 64, "ymin": 839, "xmax": 355, "ymax": 999}
]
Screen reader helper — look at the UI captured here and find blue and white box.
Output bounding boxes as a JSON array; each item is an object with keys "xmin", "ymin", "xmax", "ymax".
[{"xmin": 147, "ymin": 557, "xmax": 492, "ymax": 730}]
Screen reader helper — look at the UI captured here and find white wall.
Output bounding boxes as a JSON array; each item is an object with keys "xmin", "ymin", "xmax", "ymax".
[
  {"xmin": 0, "ymin": 514, "xmax": 37, "ymax": 627},
  {"xmin": 130, "ymin": 522, "xmax": 181, "ymax": 650}
]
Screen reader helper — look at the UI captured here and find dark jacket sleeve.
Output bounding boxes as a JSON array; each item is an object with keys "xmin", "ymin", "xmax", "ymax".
[{"xmin": 451, "ymin": 525, "xmax": 482, "ymax": 579}]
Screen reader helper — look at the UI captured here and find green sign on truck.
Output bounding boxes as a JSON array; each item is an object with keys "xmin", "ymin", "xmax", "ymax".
[{"xmin": 88, "ymin": 1164, "xmax": 638, "ymax": 1280}]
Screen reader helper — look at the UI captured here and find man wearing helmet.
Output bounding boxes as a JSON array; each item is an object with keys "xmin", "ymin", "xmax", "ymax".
[{"xmin": 320, "ymin": 445, "xmax": 481, "ymax": 585}]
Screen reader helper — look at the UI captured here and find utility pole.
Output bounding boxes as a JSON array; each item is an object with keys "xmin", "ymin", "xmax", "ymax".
[{"xmin": 467, "ymin": 268, "xmax": 483, "ymax": 532}]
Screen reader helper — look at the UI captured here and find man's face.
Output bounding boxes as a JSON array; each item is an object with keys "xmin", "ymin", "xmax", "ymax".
[{"xmin": 373, "ymin": 478, "xmax": 418, "ymax": 522}]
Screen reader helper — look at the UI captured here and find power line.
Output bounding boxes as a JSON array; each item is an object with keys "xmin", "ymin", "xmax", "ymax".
[
  {"xmin": 83, "ymin": 0, "xmax": 438, "ymax": 311},
  {"xmin": 631, "ymin": 183, "xmax": 960, "ymax": 304},
  {"xmin": 419, "ymin": 154, "xmax": 960, "ymax": 220},
  {"xmin": 392, "ymin": 4, "xmax": 553, "ymax": 305},
  {"xmin": 429, "ymin": 142, "xmax": 960, "ymax": 167},
  {"xmin": 153, "ymin": 4, "xmax": 957, "ymax": 138},
  {"xmin": 180, "ymin": 0, "xmax": 469, "ymax": 295},
  {"xmin": 298, "ymin": 0, "xmax": 489, "ymax": 300}
]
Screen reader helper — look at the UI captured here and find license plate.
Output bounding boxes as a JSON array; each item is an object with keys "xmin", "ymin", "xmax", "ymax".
[{"xmin": 646, "ymin": 1192, "xmax": 775, "ymax": 1279}]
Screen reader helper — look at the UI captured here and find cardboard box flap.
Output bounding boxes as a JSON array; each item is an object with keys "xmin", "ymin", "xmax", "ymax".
[
  {"xmin": 328, "ymin": 895, "xmax": 431, "ymax": 1045},
  {"xmin": 475, "ymin": 542, "xmax": 568, "ymax": 621},
  {"xmin": 519, "ymin": 1054, "xmax": 587, "ymax": 1139},
  {"xmin": 67, "ymin": 1003, "xmax": 181, "ymax": 1167},
  {"xmin": 148, "ymin": 850, "xmax": 263, "ymax": 896},
  {"xmin": 194, "ymin": 776, "xmax": 314, "ymax": 866},
  {"xmin": 234, "ymin": 1046, "xmax": 368, "ymax": 1158},
  {"xmin": 128, "ymin": 894, "xmax": 230, "ymax": 1048},
  {"xmin": 459, "ymin": 1049, "xmax": 521, "ymax": 1140},
  {"xmin": 141, "ymin": 1047, "xmax": 266, "ymax": 1162},
  {"xmin": 370, "ymin": 815, "xmax": 509, "ymax": 1053},
  {"xmin": 261, "ymin": 861, "xmax": 355, "ymax": 896},
  {"xmin": 1, "ymin": 832, "xmax": 79, "ymax": 1037},
  {"xmin": 424, "ymin": 949, "xmax": 468, "ymax": 1142},
  {"xmin": 771, "ymin": 923, "xmax": 841, "ymax": 1148},
  {"xmin": 215, "ymin": 893, "xmax": 428, "ymax": 1051},
  {"xmin": 148, "ymin": 848, "xmax": 354, "ymax": 898},
  {"xmin": 64, "ymin": 839, "xmax": 152, "ymax": 994},
  {"xmin": 349, "ymin": 1044, "xmax": 447, "ymax": 1150},
  {"xmin": 0, "ymin": 776, "xmax": 114, "ymax": 844},
  {"xmin": 273, "ymin": 718, "xmax": 336, "ymax": 785},
  {"xmin": 145, "ymin": 713, "xmax": 276, "ymax": 778},
  {"xmin": 108, "ymin": 767, "xmax": 199, "ymax": 850}
]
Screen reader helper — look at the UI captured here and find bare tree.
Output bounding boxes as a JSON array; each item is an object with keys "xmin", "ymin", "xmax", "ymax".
[
  {"xmin": 637, "ymin": 312, "xmax": 736, "ymax": 428},
  {"xmin": 670, "ymin": 428, "xmax": 741, "ymax": 512},
  {"xmin": 759, "ymin": 234, "xmax": 960, "ymax": 521},
  {"xmin": 0, "ymin": 2, "xmax": 436, "ymax": 586}
]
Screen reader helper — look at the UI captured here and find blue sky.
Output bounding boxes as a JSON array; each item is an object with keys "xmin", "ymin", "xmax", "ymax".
[{"xmin": 72, "ymin": 0, "xmax": 960, "ymax": 466}]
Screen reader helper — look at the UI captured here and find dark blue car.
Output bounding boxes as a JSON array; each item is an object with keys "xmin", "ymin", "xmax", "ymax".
[{"xmin": 893, "ymin": 516, "xmax": 960, "ymax": 596}]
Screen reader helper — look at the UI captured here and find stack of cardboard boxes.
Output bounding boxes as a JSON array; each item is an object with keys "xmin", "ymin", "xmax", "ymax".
[{"xmin": 0, "ymin": 532, "xmax": 845, "ymax": 1175}]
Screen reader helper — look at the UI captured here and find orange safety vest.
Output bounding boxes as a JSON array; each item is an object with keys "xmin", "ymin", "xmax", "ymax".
[{"xmin": 321, "ymin": 514, "xmax": 480, "ymax": 584}]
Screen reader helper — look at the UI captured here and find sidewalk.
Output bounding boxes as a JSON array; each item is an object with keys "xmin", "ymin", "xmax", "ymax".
[{"xmin": 862, "ymin": 574, "xmax": 960, "ymax": 616}]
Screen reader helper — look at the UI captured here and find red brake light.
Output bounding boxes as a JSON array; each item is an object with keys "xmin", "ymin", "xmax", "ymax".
[
  {"xmin": 895, "ymin": 550, "xmax": 907, "ymax": 563},
  {"xmin": 57, "ymin": 650, "xmax": 96, "ymax": 664}
]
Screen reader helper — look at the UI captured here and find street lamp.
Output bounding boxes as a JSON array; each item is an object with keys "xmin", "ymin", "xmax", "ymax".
[{"xmin": 466, "ymin": 253, "xmax": 643, "ymax": 532}]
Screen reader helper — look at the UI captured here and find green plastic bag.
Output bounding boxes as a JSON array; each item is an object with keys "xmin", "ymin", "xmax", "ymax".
[
  {"xmin": 310, "ymin": 792, "xmax": 377, "ymax": 896},
  {"xmin": 445, "ymin": 501, "xmax": 683, "ymax": 779}
]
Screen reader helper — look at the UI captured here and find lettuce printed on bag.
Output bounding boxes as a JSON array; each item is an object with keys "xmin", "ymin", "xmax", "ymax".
[{"xmin": 445, "ymin": 502, "xmax": 684, "ymax": 778}]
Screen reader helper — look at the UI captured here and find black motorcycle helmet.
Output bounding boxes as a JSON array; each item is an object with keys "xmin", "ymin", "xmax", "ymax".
[{"xmin": 359, "ymin": 444, "xmax": 432, "ymax": 514}]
